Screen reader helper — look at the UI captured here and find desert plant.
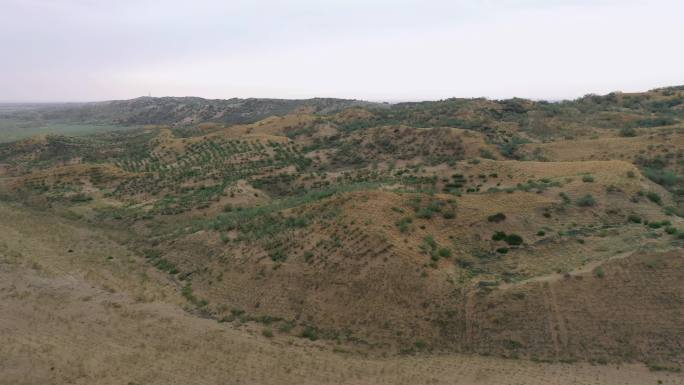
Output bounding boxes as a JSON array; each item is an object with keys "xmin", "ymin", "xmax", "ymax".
[
  {"xmin": 492, "ymin": 231, "xmax": 507, "ymax": 241},
  {"xmin": 593, "ymin": 266, "xmax": 605, "ymax": 278},
  {"xmin": 576, "ymin": 194, "xmax": 596, "ymax": 207},
  {"xmin": 505, "ymin": 234, "xmax": 523, "ymax": 246},
  {"xmin": 487, "ymin": 212, "xmax": 506, "ymax": 223},
  {"xmin": 646, "ymin": 191, "xmax": 662, "ymax": 205}
]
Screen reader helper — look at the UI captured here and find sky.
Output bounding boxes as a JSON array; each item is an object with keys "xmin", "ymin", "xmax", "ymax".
[{"xmin": 1, "ymin": 0, "xmax": 683, "ymax": 102}]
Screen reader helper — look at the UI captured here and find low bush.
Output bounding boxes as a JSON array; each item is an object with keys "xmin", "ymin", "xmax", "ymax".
[
  {"xmin": 593, "ymin": 266, "xmax": 605, "ymax": 278},
  {"xmin": 505, "ymin": 234, "xmax": 523, "ymax": 246},
  {"xmin": 576, "ymin": 194, "xmax": 596, "ymax": 207},
  {"xmin": 487, "ymin": 212, "xmax": 506, "ymax": 223},
  {"xmin": 492, "ymin": 231, "xmax": 507, "ymax": 241},
  {"xmin": 646, "ymin": 191, "xmax": 662, "ymax": 205}
]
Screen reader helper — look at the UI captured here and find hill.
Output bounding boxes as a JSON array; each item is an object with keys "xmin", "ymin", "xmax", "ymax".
[{"xmin": 0, "ymin": 86, "xmax": 683, "ymax": 383}]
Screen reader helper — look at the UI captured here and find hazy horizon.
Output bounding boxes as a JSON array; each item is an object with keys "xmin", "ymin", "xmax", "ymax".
[
  {"xmin": 3, "ymin": 0, "xmax": 684, "ymax": 103},
  {"xmin": 0, "ymin": 87, "xmax": 681, "ymax": 106}
]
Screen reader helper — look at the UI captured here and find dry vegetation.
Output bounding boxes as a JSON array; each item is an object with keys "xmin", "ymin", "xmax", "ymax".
[{"xmin": 1, "ymin": 86, "xmax": 683, "ymax": 384}]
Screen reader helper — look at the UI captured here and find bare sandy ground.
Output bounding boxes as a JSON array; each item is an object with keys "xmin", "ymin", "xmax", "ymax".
[{"xmin": 0, "ymin": 202, "xmax": 682, "ymax": 385}]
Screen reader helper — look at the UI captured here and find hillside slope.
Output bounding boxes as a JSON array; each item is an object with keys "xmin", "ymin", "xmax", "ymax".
[{"xmin": 0, "ymin": 86, "xmax": 683, "ymax": 381}]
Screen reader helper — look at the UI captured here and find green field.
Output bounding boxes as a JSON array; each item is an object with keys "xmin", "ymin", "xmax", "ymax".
[{"xmin": 0, "ymin": 118, "xmax": 131, "ymax": 143}]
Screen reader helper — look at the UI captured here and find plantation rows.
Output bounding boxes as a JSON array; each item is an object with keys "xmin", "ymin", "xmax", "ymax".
[{"xmin": 109, "ymin": 138, "xmax": 313, "ymax": 213}]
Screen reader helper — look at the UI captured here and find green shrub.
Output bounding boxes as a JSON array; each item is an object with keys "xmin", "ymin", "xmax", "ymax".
[
  {"xmin": 492, "ymin": 231, "xmax": 507, "ymax": 241},
  {"xmin": 646, "ymin": 191, "xmax": 662, "ymax": 205},
  {"xmin": 619, "ymin": 127, "xmax": 637, "ymax": 137},
  {"xmin": 416, "ymin": 208, "xmax": 434, "ymax": 219},
  {"xmin": 270, "ymin": 249, "xmax": 287, "ymax": 262},
  {"xmin": 536, "ymin": 230, "xmax": 546, "ymax": 236},
  {"xmin": 644, "ymin": 168, "xmax": 679, "ymax": 187},
  {"xmin": 438, "ymin": 247, "xmax": 452, "ymax": 258},
  {"xmin": 593, "ymin": 266, "xmax": 605, "ymax": 278},
  {"xmin": 576, "ymin": 194, "xmax": 596, "ymax": 207},
  {"xmin": 301, "ymin": 326, "xmax": 318, "ymax": 341},
  {"xmin": 262, "ymin": 328, "xmax": 274, "ymax": 338},
  {"xmin": 396, "ymin": 217, "xmax": 413, "ymax": 233},
  {"xmin": 69, "ymin": 194, "xmax": 93, "ymax": 203},
  {"xmin": 487, "ymin": 212, "xmax": 506, "ymax": 223},
  {"xmin": 627, "ymin": 214, "xmax": 642, "ymax": 224},
  {"xmin": 582, "ymin": 175, "xmax": 595, "ymax": 183},
  {"xmin": 505, "ymin": 234, "xmax": 523, "ymax": 246},
  {"xmin": 559, "ymin": 192, "xmax": 571, "ymax": 204},
  {"xmin": 278, "ymin": 321, "xmax": 294, "ymax": 333},
  {"xmin": 496, "ymin": 247, "xmax": 509, "ymax": 254}
]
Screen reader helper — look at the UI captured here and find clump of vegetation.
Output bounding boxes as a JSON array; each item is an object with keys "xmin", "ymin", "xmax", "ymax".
[
  {"xmin": 487, "ymin": 212, "xmax": 506, "ymax": 223},
  {"xmin": 645, "ymin": 191, "xmax": 662, "ymax": 205},
  {"xmin": 619, "ymin": 127, "xmax": 637, "ymax": 137},
  {"xmin": 505, "ymin": 234, "xmax": 523, "ymax": 246},
  {"xmin": 301, "ymin": 326, "xmax": 318, "ymax": 341},
  {"xmin": 581, "ymin": 175, "xmax": 595, "ymax": 183},
  {"xmin": 559, "ymin": 192, "xmax": 571, "ymax": 204},
  {"xmin": 396, "ymin": 217, "xmax": 413, "ymax": 233},
  {"xmin": 576, "ymin": 194, "xmax": 596, "ymax": 207},
  {"xmin": 492, "ymin": 231, "xmax": 507, "ymax": 241},
  {"xmin": 593, "ymin": 266, "xmax": 605, "ymax": 278},
  {"xmin": 492, "ymin": 231, "xmax": 523, "ymax": 246}
]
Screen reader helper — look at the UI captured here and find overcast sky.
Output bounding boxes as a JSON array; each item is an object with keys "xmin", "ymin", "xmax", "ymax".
[{"xmin": 2, "ymin": 0, "xmax": 683, "ymax": 102}]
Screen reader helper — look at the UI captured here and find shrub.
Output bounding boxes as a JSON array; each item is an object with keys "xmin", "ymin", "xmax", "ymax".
[
  {"xmin": 582, "ymin": 175, "xmax": 595, "ymax": 183},
  {"xmin": 537, "ymin": 230, "xmax": 546, "ymax": 236},
  {"xmin": 628, "ymin": 214, "xmax": 642, "ymax": 223},
  {"xmin": 270, "ymin": 249, "xmax": 287, "ymax": 262},
  {"xmin": 70, "ymin": 194, "xmax": 93, "ymax": 203},
  {"xmin": 301, "ymin": 326, "xmax": 318, "ymax": 341},
  {"xmin": 593, "ymin": 266, "xmax": 605, "ymax": 278},
  {"xmin": 396, "ymin": 217, "xmax": 413, "ymax": 233},
  {"xmin": 492, "ymin": 231, "xmax": 507, "ymax": 241},
  {"xmin": 303, "ymin": 251, "xmax": 314, "ymax": 263},
  {"xmin": 438, "ymin": 247, "xmax": 452, "ymax": 258},
  {"xmin": 278, "ymin": 321, "xmax": 294, "ymax": 333},
  {"xmin": 576, "ymin": 194, "xmax": 596, "ymax": 207},
  {"xmin": 496, "ymin": 247, "xmax": 509, "ymax": 254},
  {"xmin": 487, "ymin": 212, "xmax": 506, "ymax": 223},
  {"xmin": 559, "ymin": 192, "xmax": 571, "ymax": 204},
  {"xmin": 644, "ymin": 168, "xmax": 678, "ymax": 187},
  {"xmin": 262, "ymin": 328, "xmax": 274, "ymax": 338},
  {"xmin": 619, "ymin": 127, "xmax": 637, "ymax": 137},
  {"xmin": 416, "ymin": 208, "xmax": 434, "ymax": 219},
  {"xmin": 423, "ymin": 235, "xmax": 437, "ymax": 250},
  {"xmin": 646, "ymin": 191, "xmax": 662, "ymax": 205},
  {"xmin": 505, "ymin": 234, "xmax": 523, "ymax": 246}
]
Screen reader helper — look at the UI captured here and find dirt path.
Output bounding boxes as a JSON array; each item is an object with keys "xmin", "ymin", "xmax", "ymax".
[{"xmin": 498, "ymin": 249, "xmax": 640, "ymax": 291}]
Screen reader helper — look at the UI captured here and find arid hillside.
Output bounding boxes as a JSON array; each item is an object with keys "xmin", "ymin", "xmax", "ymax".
[{"xmin": 1, "ymin": 86, "xmax": 683, "ymax": 383}]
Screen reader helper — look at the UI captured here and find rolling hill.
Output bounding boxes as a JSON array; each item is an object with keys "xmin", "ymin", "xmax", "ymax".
[{"xmin": 0, "ymin": 86, "xmax": 683, "ymax": 384}]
